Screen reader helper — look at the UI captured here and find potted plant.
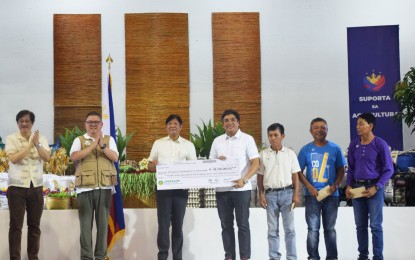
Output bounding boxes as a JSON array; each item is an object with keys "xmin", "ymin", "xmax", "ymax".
[
  {"xmin": 190, "ymin": 120, "xmax": 225, "ymax": 159},
  {"xmin": 116, "ymin": 127, "xmax": 134, "ymax": 162},
  {"xmin": 45, "ymin": 190, "xmax": 71, "ymax": 210},
  {"xmin": 394, "ymin": 67, "xmax": 415, "ymax": 134},
  {"xmin": 58, "ymin": 126, "xmax": 86, "ymax": 175},
  {"xmin": 58, "ymin": 126, "xmax": 86, "ymax": 157}
]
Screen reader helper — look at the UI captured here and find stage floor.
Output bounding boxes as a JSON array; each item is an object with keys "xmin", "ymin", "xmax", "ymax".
[{"xmin": 0, "ymin": 207, "xmax": 413, "ymax": 259}]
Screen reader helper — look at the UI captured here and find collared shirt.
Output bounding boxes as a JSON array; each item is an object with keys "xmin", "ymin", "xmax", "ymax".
[
  {"xmin": 210, "ymin": 129, "xmax": 260, "ymax": 192},
  {"xmin": 346, "ymin": 136, "xmax": 394, "ymax": 188},
  {"xmin": 70, "ymin": 133, "xmax": 118, "ymax": 194},
  {"xmin": 5, "ymin": 131, "xmax": 50, "ymax": 188},
  {"xmin": 259, "ymin": 146, "xmax": 301, "ymax": 190},
  {"xmin": 149, "ymin": 136, "xmax": 197, "ymax": 163}
]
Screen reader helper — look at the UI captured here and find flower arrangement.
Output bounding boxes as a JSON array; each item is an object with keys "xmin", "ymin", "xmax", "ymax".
[
  {"xmin": 43, "ymin": 147, "xmax": 70, "ymax": 175},
  {"xmin": 119, "ymin": 158, "xmax": 156, "ymax": 199},
  {"xmin": 0, "ymin": 148, "xmax": 9, "ymax": 173}
]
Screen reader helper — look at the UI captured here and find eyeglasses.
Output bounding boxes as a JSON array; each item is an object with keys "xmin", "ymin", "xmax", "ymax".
[
  {"xmin": 86, "ymin": 121, "xmax": 101, "ymax": 126},
  {"xmin": 18, "ymin": 119, "xmax": 32, "ymax": 124}
]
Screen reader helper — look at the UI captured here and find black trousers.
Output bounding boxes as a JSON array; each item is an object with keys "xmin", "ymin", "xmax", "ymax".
[
  {"xmin": 7, "ymin": 184, "xmax": 44, "ymax": 260},
  {"xmin": 156, "ymin": 189, "xmax": 188, "ymax": 260}
]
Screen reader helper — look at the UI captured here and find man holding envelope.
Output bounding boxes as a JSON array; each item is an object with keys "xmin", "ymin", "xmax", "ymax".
[{"xmin": 298, "ymin": 117, "xmax": 346, "ymax": 260}]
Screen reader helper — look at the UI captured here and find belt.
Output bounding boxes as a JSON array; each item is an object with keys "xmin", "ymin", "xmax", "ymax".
[
  {"xmin": 265, "ymin": 185, "xmax": 293, "ymax": 193},
  {"xmin": 353, "ymin": 179, "xmax": 379, "ymax": 185}
]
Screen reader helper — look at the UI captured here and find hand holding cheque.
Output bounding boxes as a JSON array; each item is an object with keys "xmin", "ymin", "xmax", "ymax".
[{"xmin": 156, "ymin": 159, "xmax": 241, "ymax": 190}]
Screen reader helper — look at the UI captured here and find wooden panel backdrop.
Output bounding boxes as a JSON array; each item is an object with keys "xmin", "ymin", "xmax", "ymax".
[
  {"xmin": 212, "ymin": 13, "xmax": 262, "ymax": 143},
  {"xmin": 54, "ymin": 14, "xmax": 102, "ymax": 140},
  {"xmin": 125, "ymin": 14, "xmax": 190, "ymax": 161}
]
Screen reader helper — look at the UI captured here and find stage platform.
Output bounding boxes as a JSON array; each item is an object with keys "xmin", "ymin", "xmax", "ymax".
[{"xmin": 0, "ymin": 207, "xmax": 413, "ymax": 259}]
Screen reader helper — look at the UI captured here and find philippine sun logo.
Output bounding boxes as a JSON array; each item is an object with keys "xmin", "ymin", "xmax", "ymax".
[{"xmin": 363, "ymin": 71, "xmax": 385, "ymax": 92}]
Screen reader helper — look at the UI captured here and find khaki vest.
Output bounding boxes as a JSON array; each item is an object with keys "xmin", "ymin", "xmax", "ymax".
[{"xmin": 74, "ymin": 135, "xmax": 118, "ymax": 188}]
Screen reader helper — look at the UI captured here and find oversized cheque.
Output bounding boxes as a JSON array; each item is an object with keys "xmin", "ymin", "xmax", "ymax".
[{"xmin": 156, "ymin": 159, "xmax": 240, "ymax": 190}]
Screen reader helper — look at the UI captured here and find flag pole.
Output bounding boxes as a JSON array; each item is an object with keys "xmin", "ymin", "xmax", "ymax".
[
  {"xmin": 104, "ymin": 54, "xmax": 126, "ymax": 259},
  {"xmin": 106, "ymin": 54, "xmax": 113, "ymax": 70}
]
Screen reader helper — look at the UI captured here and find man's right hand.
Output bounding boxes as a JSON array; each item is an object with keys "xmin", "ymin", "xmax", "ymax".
[
  {"xmin": 260, "ymin": 193, "xmax": 267, "ymax": 209},
  {"xmin": 90, "ymin": 137, "xmax": 100, "ymax": 150},
  {"xmin": 345, "ymin": 186, "xmax": 352, "ymax": 199},
  {"xmin": 148, "ymin": 160, "xmax": 158, "ymax": 172}
]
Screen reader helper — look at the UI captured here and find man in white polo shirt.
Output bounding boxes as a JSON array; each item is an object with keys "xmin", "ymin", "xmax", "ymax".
[
  {"xmin": 210, "ymin": 109, "xmax": 259, "ymax": 260},
  {"xmin": 148, "ymin": 114, "xmax": 197, "ymax": 260},
  {"xmin": 258, "ymin": 123, "xmax": 300, "ymax": 260}
]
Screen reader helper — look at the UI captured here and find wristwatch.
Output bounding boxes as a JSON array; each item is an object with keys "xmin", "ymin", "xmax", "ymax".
[
  {"xmin": 101, "ymin": 144, "xmax": 107, "ymax": 150},
  {"xmin": 243, "ymin": 179, "xmax": 249, "ymax": 185},
  {"xmin": 36, "ymin": 143, "xmax": 42, "ymax": 148}
]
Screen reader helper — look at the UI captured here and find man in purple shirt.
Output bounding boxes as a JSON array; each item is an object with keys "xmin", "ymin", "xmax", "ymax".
[{"xmin": 346, "ymin": 113, "xmax": 394, "ymax": 260}]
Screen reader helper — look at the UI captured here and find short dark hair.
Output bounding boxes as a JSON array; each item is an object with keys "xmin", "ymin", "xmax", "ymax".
[
  {"xmin": 310, "ymin": 117, "xmax": 327, "ymax": 129},
  {"xmin": 16, "ymin": 110, "xmax": 35, "ymax": 123},
  {"xmin": 267, "ymin": 123, "xmax": 285, "ymax": 135},
  {"xmin": 358, "ymin": 113, "xmax": 376, "ymax": 130},
  {"xmin": 165, "ymin": 114, "xmax": 183, "ymax": 125},
  {"xmin": 221, "ymin": 109, "xmax": 240, "ymax": 123},
  {"xmin": 85, "ymin": 111, "xmax": 102, "ymax": 120}
]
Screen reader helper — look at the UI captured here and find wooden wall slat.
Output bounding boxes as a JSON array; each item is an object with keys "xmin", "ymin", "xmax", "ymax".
[
  {"xmin": 125, "ymin": 13, "xmax": 190, "ymax": 161},
  {"xmin": 212, "ymin": 12, "xmax": 262, "ymax": 143},
  {"xmin": 54, "ymin": 14, "xmax": 102, "ymax": 139}
]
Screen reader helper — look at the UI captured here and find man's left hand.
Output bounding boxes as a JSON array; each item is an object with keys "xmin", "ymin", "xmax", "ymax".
[
  {"xmin": 329, "ymin": 184, "xmax": 338, "ymax": 193},
  {"xmin": 233, "ymin": 179, "xmax": 245, "ymax": 189},
  {"xmin": 362, "ymin": 186, "xmax": 377, "ymax": 198}
]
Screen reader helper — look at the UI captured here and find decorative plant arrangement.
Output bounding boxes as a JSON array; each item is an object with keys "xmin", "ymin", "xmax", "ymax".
[
  {"xmin": 0, "ymin": 147, "xmax": 8, "ymax": 173},
  {"xmin": 46, "ymin": 190, "xmax": 71, "ymax": 210},
  {"xmin": 190, "ymin": 120, "xmax": 225, "ymax": 159},
  {"xmin": 394, "ymin": 67, "xmax": 415, "ymax": 134},
  {"xmin": 119, "ymin": 158, "xmax": 157, "ymax": 199},
  {"xmin": 43, "ymin": 147, "xmax": 70, "ymax": 175}
]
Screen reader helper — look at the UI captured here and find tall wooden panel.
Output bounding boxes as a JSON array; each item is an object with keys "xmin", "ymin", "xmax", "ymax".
[
  {"xmin": 125, "ymin": 13, "xmax": 190, "ymax": 161},
  {"xmin": 212, "ymin": 13, "xmax": 262, "ymax": 143},
  {"xmin": 54, "ymin": 14, "xmax": 102, "ymax": 139}
]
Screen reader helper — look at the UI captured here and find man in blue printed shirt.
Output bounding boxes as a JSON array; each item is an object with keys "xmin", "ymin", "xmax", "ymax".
[{"xmin": 298, "ymin": 117, "xmax": 346, "ymax": 260}]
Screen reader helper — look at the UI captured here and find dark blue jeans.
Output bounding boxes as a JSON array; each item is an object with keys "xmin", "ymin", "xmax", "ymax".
[
  {"xmin": 352, "ymin": 186, "xmax": 384, "ymax": 260},
  {"xmin": 216, "ymin": 190, "xmax": 251, "ymax": 260},
  {"xmin": 305, "ymin": 196, "xmax": 338, "ymax": 260},
  {"xmin": 156, "ymin": 189, "xmax": 188, "ymax": 260}
]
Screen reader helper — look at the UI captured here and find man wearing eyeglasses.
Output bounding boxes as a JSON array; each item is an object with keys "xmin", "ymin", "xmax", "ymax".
[{"xmin": 70, "ymin": 111, "xmax": 119, "ymax": 260}]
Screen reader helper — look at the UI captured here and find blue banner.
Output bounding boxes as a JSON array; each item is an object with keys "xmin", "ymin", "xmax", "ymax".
[{"xmin": 347, "ymin": 25, "xmax": 403, "ymax": 150}]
